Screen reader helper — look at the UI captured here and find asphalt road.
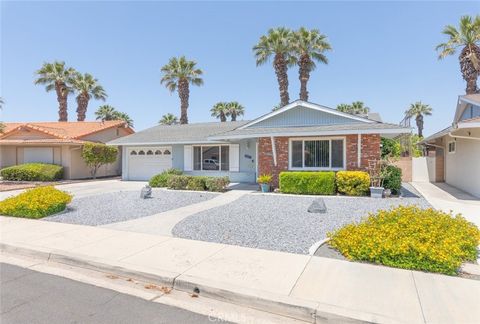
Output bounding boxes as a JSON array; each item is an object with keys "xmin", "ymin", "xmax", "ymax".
[{"xmin": 0, "ymin": 263, "xmax": 228, "ymax": 324}]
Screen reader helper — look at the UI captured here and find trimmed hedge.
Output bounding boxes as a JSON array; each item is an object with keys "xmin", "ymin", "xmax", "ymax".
[
  {"xmin": 205, "ymin": 176, "xmax": 230, "ymax": 192},
  {"xmin": 0, "ymin": 163, "xmax": 64, "ymax": 181},
  {"xmin": 383, "ymin": 165, "xmax": 402, "ymax": 194},
  {"xmin": 0, "ymin": 186, "xmax": 72, "ymax": 218},
  {"xmin": 164, "ymin": 174, "xmax": 230, "ymax": 192},
  {"xmin": 328, "ymin": 206, "xmax": 480, "ymax": 275},
  {"xmin": 279, "ymin": 171, "xmax": 336, "ymax": 195},
  {"xmin": 149, "ymin": 168, "xmax": 183, "ymax": 187},
  {"xmin": 336, "ymin": 171, "xmax": 370, "ymax": 196}
]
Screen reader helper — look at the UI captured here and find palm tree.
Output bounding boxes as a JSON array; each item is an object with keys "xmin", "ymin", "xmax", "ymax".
[
  {"xmin": 436, "ymin": 15, "xmax": 480, "ymax": 94},
  {"xmin": 34, "ymin": 61, "xmax": 76, "ymax": 121},
  {"xmin": 405, "ymin": 102, "xmax": 433, "ymax": 137},
  {"xmin": 95, "ymin": 105, "xmax": 117, "ymax": 121},
  {"xmin": 71, "ymin": 73, "xmax": 107, "ymax": 121},
  {"xmin": 0, "ymin": 97, "xmax": 4, "ymax": 110},
  {"xmin": 112, "ymin": 111, "xmax": 133, "ymax": 128},
  {"xmin": 160, "ymin": 56, "xmax": 203, "ymax": 124},
  {"xmin": 292, "ymin": 28, "xmax": 331, "ymax": 101},
  {"xmin": 159, "ymin": 113, "xmax": 179, "ymax": 125},
  {"xmin": 0, "ymin": 97, "xmax": 4, "ymax": 133},
  {"xmin": 210, "ymin": 102, "xmax": 229, "ymax": 122},
  {"xmin": 227, "ymin": 101, "xmax": 245, "ymax": 121},
  {"xmin": 253, "ymin": 27, "xmax": 294, "ymax": 107},
  {"xmin": 336, "ymin": 101, "xmax": 370, "ymax": 115}
]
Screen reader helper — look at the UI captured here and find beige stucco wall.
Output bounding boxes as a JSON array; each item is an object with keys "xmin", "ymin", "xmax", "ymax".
[
  {"xmin": 69, "ymin": 147, "xmax": 121, "ymax": 179},
  {"xmin": 0, "ymin": 146, "xmax": 17, "ymax": 168}
]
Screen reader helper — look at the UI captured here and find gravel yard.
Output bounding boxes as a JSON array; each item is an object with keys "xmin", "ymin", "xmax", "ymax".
[
  {"xmin": 45, "ymin": 190, "xmax": 218, "ymax": 226},
  {"xmin": 172, "ymin": 193, "xmax": 431, "ymax": 254}
]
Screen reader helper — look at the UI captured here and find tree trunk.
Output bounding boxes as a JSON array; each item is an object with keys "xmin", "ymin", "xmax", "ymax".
[
  {"xmin": 55, "ymin": 81, "xmax": 68, "ymax": 121},
  {"xmin": 274, "ymin": 53, "xmax": 290, "ymax": 107},
  {"xmin": 460, "ymin": 45, "xmax": 480, "ymax": 94},
  {"xmin": 76, "ymin": 93, "xmax": 90, "ymax": 121},
  {"xmin": 178, "ymin": 78, "xmax": 189, "ymax": 124},
  {"xmin": 231, "ymin": 112, "xmax": 236, "ymax": 121},
  {"xmin": 220, "ymin": 112, "xmax": 226, "ymax": 122},
  {"xmin": 299, "ymin": 54, "xmax": 311, "ymax": 101},
  {"xmin": 416, "ymin": 114, "xmax": 424, "ymax": 138}
]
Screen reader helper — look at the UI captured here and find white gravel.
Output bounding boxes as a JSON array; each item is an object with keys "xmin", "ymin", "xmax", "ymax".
[
  {"xmin": 172, "ymin": 193, "xmax": 431, "ymax": 254},
  {"xmin": 45, "ymin": 190, "xmax": 218, "ymax": 226}
]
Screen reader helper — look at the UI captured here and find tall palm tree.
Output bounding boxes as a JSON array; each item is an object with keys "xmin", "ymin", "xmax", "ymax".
[
  {"xmin": 159, "ymin": 113, "xmax": 178, "ymax": 125},
  {"xmin": 253, "ymin": 27, "xmax": 294, "ymax": 107},
  {"xmin": 0, "ymin": 97, "xmax": 4, "ymax": 133},
  {"xmin": 95, "ymin": 105, "xmax": 117, "ymax": 121},
  {"xmin": 0, "ymin": 97, "xmax": 4, "ymax": 110},
  {"xmin": 336, "ymin": 101, "xmax": 370, "ymax": 115},
  {"xmin": 34, "ymin": 61, "xmax": 76, "ymax": 121},
  {"xmin": 112, "ymin": 111, "xmax": 133, "ymax": 128},
  {"xmin": 405, "ymin": 102, "xmax": 433, "ymax": 137},
  {"xmin": 292, "ymin": 28, "xmax": 331, "ymax": 101},
  {"xmin": 160, "ymin": 56, "xmax": 203, "ymax": 124},
  {"xmin": 436, "ymin": 15, "xmax": 480, "ymax": 94},
  {"xmin": 210, "ymin": 102, "xmax": 229, "ymax": 122},
  {"xmin": 227, "ymin": 101, "xmax": 245, "ymax": 121},
  {"xmin": 71, "ymin": 73, "xmax": 107, "ymax": 121}
]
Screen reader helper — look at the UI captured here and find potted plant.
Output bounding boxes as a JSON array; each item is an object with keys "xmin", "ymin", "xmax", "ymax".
[
  {"xmin": 366, "ymin": 160, "xmax": 387, "ymax": 198},
  {"xmin": 257, "ymin": 174, "xmax": 273, "ymax": 193}
]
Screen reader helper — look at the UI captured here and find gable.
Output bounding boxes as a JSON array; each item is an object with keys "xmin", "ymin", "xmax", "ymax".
[
  {"xmin": 246, "ymin": 103, "xmax": 370, "ymax": 129},
  {"xmin": 1, "ymin": 128, "xmax": 57, "ymax": 140}
]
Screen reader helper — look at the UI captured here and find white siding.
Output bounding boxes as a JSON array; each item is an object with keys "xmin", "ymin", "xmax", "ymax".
[
  {"xmin": 184, "ymin": 145, "xmax": 193, "ymax": 171},
  {"xmin": 229, "ymin": 144, "xmax": 239, "ymax": 172}
]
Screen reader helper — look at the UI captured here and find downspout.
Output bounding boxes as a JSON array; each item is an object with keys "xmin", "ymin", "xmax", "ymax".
[{"xmin": 270, "ymin": 136, "xmax": 277, "ymax": 167}]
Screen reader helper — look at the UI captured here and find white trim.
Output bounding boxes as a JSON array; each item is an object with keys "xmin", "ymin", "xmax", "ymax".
[
  {"xmin": 229, "ymin": 144, "xmax": 240, "ymax": 172},
  {"xmin": 457, "ymin": 121, "xmax": 480, "ymax": 129},
  {"xmin": 447, "ymin": 141, "xmax": 456, "ymax": 154},
  {"xmin": 357, "ymin": 134, "xmax": 361, "ymax": 168},
  {"xmin": 107, "ymin": 140, "xmax": 230, "ymax": 146},
  {"xmin": 238, "ymin": 101, "xmax": 376, "ymax": 129},
  {"xmin": 288, "ymin": 136, "xmax": 346, "ymax": 171},
  {"xmin": 270, "ymin": 136, "xmax": 277, "ymax": 167}
]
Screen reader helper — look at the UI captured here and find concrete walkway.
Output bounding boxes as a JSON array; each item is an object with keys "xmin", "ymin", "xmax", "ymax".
[
  {"xmin": 102, "ymin": 190, "xmax": 251, "ymax": 236},
  {"xmin": 1, "ymin": 216, "xmax": 479, "ymax": 324}
]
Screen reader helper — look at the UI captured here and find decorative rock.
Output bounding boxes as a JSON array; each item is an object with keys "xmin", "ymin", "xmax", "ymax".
[
  {"xmin": 140, "ymin": 185, "xmax": 152, "ymax": 199},
  {"xmin": 307, "ymin": 198, "xmax": 327, "ymax": 213}
]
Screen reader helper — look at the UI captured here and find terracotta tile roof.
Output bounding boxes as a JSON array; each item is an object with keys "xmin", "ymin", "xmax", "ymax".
[
  {"xmin": 1, "ymin": 121, "xmax": 134, "ymax": 140},
  {"xmin": 0, "ymin": 139, "xmax": 87, "ymax": 145}
]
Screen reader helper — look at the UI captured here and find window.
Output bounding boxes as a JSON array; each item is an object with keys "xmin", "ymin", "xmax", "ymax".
[
  {"xmin": 460, "ymin": 104, "xmax": 480, "ymax": 121},
  {"xmin": 146, "ymin": 150, "xmax": 153, "ymax": 155},
  {"xmin": 163, "ymin": 149, "xmax": 171, "ymax": 155},
  {"xmin": 138, "ymin": 150, "xmax": 145, "ymax": 155},
  {"xmin": 155, "ymin": 150, "xmax": 162, "ymax": 155},
  {"xmin": 193, "ymin": 145, "xmax": 229, "ymax": 171},
  {"xmin": 290, "ymin": 138, "xmax": 345, "ymax": 170},
  {"xmin": 448, "ymin": 141, "xmax": 456, "ymax": 154},
  {"xmin": 130, "ymin": 150, "xmax": 137, "ymax": 155}
]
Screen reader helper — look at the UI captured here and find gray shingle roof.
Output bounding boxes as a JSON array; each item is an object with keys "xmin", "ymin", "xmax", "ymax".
[{"xmin": 108, "ymin": 121, "xmax": 250, "ymax": 145}]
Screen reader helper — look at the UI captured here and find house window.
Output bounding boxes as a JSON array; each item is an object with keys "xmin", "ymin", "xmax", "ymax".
[
  {"xmin": 155, "ymin": 150, "xmax": 162, "ymax": 155},
  {"xmin": 163, "ymin": 149, "xmax": 171, "ymax": 155},
  {"xmin": 193, "ymin": 145, "xmax": 229, "ymax": 171},
  {"xmin": 290, "ymin": 138, "xmax": 345, "ymax": 170},
  {"xmin": 448, "ymin": 141, "xmax": 456, "ymax": 154},
  {"xmin": 130, "ymin": 150, "xmax": 137, "ymax": 155},
  {"xmin": 146, "ymin": 150, "xmax": 153, "ymax": 155},
  {"xmin": 138, "ymin": 150, "xmax": 145, "ymax": 155}
]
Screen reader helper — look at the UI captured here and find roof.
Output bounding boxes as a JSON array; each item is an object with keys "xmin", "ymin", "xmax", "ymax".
[
  {"xmin": 1, "ymin": 121, "xmax": 134, "ymax": 140},
  {"xmin": 209, "ymin": 122, "xmax": 409, "ymax": 140},
  {"xmin": 108, "ymin": 121, "xmax": 250, "ymax": 145},
  {"xmin": 0, "ymin": 139, "xmax": 87, "ymax": 145},
  {"xmin": 420, "ymin": 126, "xmax": 453, "ymax": 144}
]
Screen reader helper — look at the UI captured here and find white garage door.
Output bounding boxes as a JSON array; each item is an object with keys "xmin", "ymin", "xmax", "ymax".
[
  {"xmin": 127, "ymin": 147, "xmax": 172, "ymax": 180},
  {"xmin": 24, "ymin": 147, "xmax": 54, "ymax": 164}
]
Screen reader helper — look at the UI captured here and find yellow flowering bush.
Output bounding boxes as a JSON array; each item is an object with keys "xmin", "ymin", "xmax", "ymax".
[
  {"xmin": 0, "ymin": 186, "xmax": 72, "ymax": 219},
  {"xmin": 328, "ymin": 206, "xmax": 480, "ymax": 275},
  {"xmin": 336, "ymin": 171, "xmax": 370, "ymax": 196}
]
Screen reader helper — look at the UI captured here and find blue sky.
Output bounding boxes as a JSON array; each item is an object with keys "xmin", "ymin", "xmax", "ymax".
[{"xmin": 1, "ymin": 1, "xmax": 479, "ymax": 136}]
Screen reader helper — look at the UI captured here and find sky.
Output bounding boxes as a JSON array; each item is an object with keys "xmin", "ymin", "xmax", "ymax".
[{"xmin": 1, "ymin": 1, "xmax": 479, "ymax": 136}]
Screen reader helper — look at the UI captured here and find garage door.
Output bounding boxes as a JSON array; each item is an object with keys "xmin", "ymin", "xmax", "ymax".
[
  {"xmin": 127, "ymin": 147, "xmax": 172, "ymax": 180},
  {"xmin": 24, "ymin": 147, "xmax": 54, "ymax": 164}
]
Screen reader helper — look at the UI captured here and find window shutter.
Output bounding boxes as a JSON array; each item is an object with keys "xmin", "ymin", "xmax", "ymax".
[
  {"xmin": 229, "ymin": 144, "xmax": 239, "ymax": 172},
  {"xmin": 184, "ymin": 145, "xmax": 193, "ymax": 171}
]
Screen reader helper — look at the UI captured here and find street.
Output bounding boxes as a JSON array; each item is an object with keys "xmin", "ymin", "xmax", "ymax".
[{"xmin": 0, "ymin": 263, "xmax": 227, "ymax": 324}]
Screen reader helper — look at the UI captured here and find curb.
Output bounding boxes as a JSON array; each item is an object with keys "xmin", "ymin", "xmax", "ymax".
[{"xmin": 1, "ymin": 242, "xmax": 369, "ymax": 324}]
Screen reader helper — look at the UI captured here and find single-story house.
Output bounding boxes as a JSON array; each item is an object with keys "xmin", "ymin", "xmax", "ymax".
[
  {"xmin": 0, "ymin": 121, "xmax": 134, "ymax": 179},
  {"xmin": 420, "ymin": 94, "xmax": 480, "ymax": 197},
  {"xmin": 109, "ymin": 101, "xmax": 409, "ymax": 186}
]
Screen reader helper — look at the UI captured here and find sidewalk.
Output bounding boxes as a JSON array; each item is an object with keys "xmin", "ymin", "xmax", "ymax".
[{"xmin": 1, "ymin": 217, "xmax": 479, "ymax": 323}]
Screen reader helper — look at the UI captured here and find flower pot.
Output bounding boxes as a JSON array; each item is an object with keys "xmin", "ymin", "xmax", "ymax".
[
  {"xmin": 260, "ymin": 183, "xmax": 270, "ymax": 193},
  {"xmin": 370, "ymin": 186, "xmax": 384, "ymax": 198}
]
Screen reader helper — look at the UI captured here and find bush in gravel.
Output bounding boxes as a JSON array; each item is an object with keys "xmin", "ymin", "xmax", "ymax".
[
  {"xmin": 336, "ymin": 171, "xmax": 370, "ymax": 196},
  {"xmin": 328, "ymin": 206, "xmax": 480, "ymax": 275},
  {"xmin": 0, "ymin": 163, "xmax": 64, "ymax": 181},
  {"xmin": 167, "ymin": 175, "xmax": 191, "ymax": 190},
  {"xmin": 383, "ymin": 165, "xmax": 402, "ymax": 194},
  {"xmin": 205, "ymin": 176, "xmax": 230, "ymax": 192},
  {"xmin": 149, "ymin": 168, "xmax": 183, "ymax": 187},
  {"xmin": 187, "ymin": 176, "xmax": 207, "ymax": 191},
  {"xmin": 279, "ymin": 172, "xmax": 335, "ymax": 195},
  {"xmin": 0, "ymin": 186, "xmax": 72, "ymax": 218}
]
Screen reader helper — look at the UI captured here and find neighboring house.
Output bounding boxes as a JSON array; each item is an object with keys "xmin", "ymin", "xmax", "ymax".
[
  {"xmin": 420, "ymin": 94, "xmax": 480, "ymax": 197},
  {"xmin": 109, "ymin": 101, "xmax": 409, "ymax": 185},
  {"xmin": 0, "ymin": 121, "xmax": 134, "ymax": 179}
]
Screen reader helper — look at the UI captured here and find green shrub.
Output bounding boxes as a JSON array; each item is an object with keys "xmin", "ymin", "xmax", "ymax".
[
  {"xmin": 381, "ymin": 137, "xmax": 401, "ymax": 158},
  {"xmin": 149, "ymin": 168, "xmax": 183, "ymax": 187},
  {"xmin": 167, "ymin": 175, "xmax": 191, "ymax": 190},
  {"xmin": 279, "ymin": 172, "xmax": 335, "ymax": 195},
  {"xmin": 0, "ymin": 186, "xmax": 72, "ymax": 218},
  {"xmin": 336, "ymin": 171, "xmax": 370, "ymax": 196},
  {"xmin": 81, "ymin": 143, "xmax": 118, "ymax": 179},
  {"xmin": 383, "ymin": 165, "xmax": 402, "ymax": 194},
  {"xmin": 0, "ymin": 163, "xmax": 64, "ymax": 181},
  {"xmin": 187, "ymin": 176, "xmax": 207, "ymax": 191},
  {"xmin": 328, "ymin": 206, "xmax": 480, "ymax": 275},
  {"xmin": 205, "ymin": 176, "xmax": 230, "ymax": 192}
]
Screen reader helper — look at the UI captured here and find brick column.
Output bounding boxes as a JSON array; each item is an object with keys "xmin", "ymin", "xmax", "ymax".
[
  {"xmin": 360, "ymin": 134, "xmax": 381, "ymax": 169},
  {"xmin": 257, "ymin": 137, "xmax": 289, "ymax": 188}
]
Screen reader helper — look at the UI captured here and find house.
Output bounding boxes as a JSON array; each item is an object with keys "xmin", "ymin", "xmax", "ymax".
[
  {"xmin": 420, "ymin": 94, "xmax": 480, "ymax": 197},
  {"xmin": 0, "ymin": 121, "xmax": 134, "ymax": 179},
  {"xmin": 108, "ymin": 101, "xmax": 410, "ymax": 185}
]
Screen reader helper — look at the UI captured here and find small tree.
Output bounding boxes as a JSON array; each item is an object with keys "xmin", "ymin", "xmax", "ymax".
[{"xmin": 81, "ymin": 143, "xmax": 118, "ymax": 179}]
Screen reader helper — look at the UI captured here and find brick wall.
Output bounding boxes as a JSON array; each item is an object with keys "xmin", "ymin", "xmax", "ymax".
[{"xmin": 257, "ymin": 134, "xmax": 381, "ymax": 188}]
